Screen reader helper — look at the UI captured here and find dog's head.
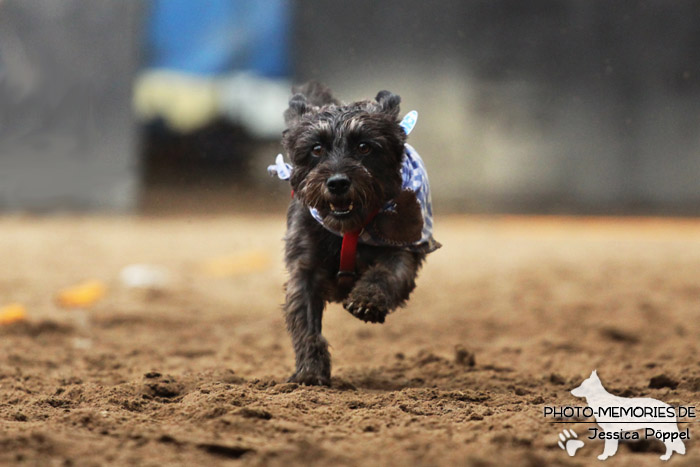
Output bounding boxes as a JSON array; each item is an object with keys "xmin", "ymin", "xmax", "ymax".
[
  {"xmin": 282, "ymin": 82, "xmax": 406, "ymax": 233},
  {"xmin": 571, "ymin": 369, "xmax": 603, "ymax": 398}
]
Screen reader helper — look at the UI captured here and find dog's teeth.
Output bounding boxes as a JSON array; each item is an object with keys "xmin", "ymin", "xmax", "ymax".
[
  {"xmin": 330, "ymin": 203, "xmax": 336, "ymax": 210},
  {"xmin": 348, "ymin": 203, "xmax": 354, "ymax": 210}
]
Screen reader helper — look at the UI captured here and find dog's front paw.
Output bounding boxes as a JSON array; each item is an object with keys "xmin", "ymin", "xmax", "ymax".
[
  {"xmin": 343, "ymin": 300, "xmax": 387, "ymax": 323},
  {"xmin": 288, "ymin": 370, "xmax": 330, "ymax": 386},
  {"xmin": 288, "ymin": 336, "xmax": 331, "ymax": 386},
  {"xmin": 343, "ymin": 283, "xmax": 389, "ymax": 324}
]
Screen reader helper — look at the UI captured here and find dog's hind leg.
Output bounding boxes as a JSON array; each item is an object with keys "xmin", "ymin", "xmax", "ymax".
[
  {"xmin": 284, "ymin": 268, "xmax": 331, "ymax": 386},
  {"xmin": 344, "ymin": 250, "xmax": 424, "ymax": 323},
  {"xmin": 661, "ymin": 437, "xmax": 685, "ymax": 460},
  {"xmin": 661, "ymin": 443, "xmax": 672, "ymax": 461},
  {"xmin": 673, "ymin": 438, "xmax": 686, "ymax": 455}
]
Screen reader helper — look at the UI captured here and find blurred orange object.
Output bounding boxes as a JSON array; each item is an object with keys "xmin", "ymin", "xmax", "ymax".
[
  {"xmin": 0, "ymin": 303, "xmax": 27, "ymax": 325},
  {"xmin": 201, "ymin": 250, "xmax": 271, "ymax": 278},
  {"xmin": 56, "ymin": 280, "xmax": 106, "ymax": 308}
]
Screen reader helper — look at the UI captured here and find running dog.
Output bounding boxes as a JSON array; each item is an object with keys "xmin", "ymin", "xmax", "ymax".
[{"xmin": 269, "ymin": 82, "xmax": 440, "ymax": 385}]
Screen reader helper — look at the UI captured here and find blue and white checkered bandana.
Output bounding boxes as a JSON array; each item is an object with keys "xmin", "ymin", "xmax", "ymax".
[{"xmin": 268, "ymin": 111, "xmax": 439, "ymax": 253}]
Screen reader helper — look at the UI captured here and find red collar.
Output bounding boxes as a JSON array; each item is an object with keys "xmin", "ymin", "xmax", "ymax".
[
  {"xmin": 337, "ymin": 208, "xmax": 379, "ymax": 287},
  {"xmin": 292, "ymin": 189, "xmax": 378, "ymax": 287}
]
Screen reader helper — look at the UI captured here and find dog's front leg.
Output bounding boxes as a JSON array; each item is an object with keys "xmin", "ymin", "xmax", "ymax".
[
  {"xmin": 284, "ymin": 267, "xmax": 331, "ymax": 386},
  {"xmin": 343, "ymin": 250, "xmax": 423, "ymax": 323},
  {"xmin": 598, "ymin": 436, "xmax": 619, "ymax": 460}
]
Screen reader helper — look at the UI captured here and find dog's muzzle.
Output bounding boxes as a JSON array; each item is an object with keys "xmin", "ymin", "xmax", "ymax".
[{"xmin": 326, "ymin": 174, "xmax": 351, "ymax": 195}]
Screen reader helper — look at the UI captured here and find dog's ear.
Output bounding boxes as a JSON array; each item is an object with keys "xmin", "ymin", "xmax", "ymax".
[
  {"xmin": 375, "ymin": 90, "xmax": 401, "ymax": 118},
  {"xmin": 293, "ymin": 81, "xmax": 339, "ymax": 107},
  {"xmin": 283, "ymin": 93, "xmax": 309, "ymax": 126},
  {"xmin": 284, "ymin": 82, "xmax": 340, "ymax": 126}
]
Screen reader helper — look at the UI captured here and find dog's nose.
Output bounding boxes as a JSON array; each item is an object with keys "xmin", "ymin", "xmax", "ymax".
[{"xmin": 326, "ymin": 174, "xmax": 351, "ymax": 195}]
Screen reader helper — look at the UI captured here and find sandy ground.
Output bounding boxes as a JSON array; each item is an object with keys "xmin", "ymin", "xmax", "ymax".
[{"xmin": 1, "ymin": 213, "xmax": 699, "ymax": 466}]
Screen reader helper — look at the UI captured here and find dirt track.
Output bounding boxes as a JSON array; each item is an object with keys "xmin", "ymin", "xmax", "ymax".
[{"xmin": 1, "ymin": 214, "xmax": 699, "ymax": 466}]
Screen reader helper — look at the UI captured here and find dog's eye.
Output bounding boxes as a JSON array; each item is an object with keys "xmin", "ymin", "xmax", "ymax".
[
  {"xmin": 358, "ymin": 142, "xmax": 371, "ymax": 155},
  {"xmin": 311, "ymin": 144, "xmax": 323, "ymax": 157}
]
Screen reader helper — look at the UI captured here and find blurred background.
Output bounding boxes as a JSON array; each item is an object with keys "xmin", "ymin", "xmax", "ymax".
[{"xmin": 0, "ymin": 0, "xmax": 698, "ymax": 215}]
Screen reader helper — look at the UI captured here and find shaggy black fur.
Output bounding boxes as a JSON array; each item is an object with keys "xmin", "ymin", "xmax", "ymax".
[{"xmin": 281, "ymin": 82, "xmax": 429, "ymax": 386}]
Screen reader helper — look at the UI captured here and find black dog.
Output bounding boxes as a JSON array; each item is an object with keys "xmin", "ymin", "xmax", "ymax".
[{"xmin": 276, "ymin": 82, "xmax": 440, "ymax": 386}]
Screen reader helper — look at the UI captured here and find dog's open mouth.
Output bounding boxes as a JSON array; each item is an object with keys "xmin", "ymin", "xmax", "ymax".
[{"xmin": 329, "ymin": 201, "xmax": 354, "ymax": 216}]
